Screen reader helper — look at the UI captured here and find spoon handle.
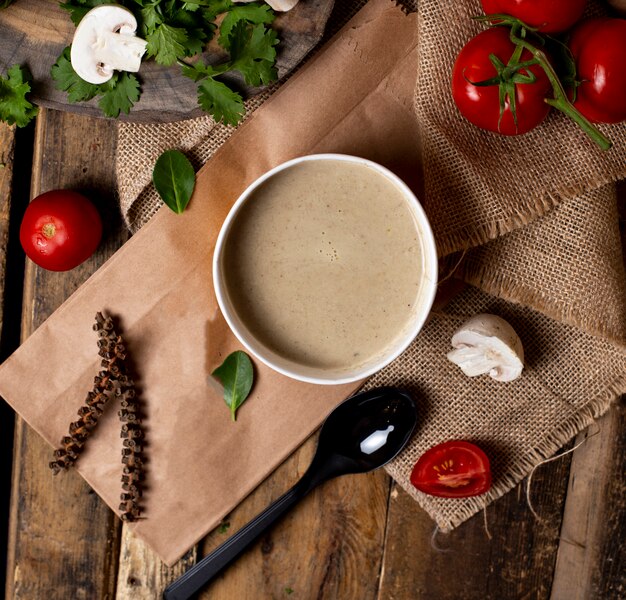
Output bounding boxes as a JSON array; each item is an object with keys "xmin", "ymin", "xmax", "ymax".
[{"xmin": 163, "ymin": 478, "xmax": 312, "ymax": 600}]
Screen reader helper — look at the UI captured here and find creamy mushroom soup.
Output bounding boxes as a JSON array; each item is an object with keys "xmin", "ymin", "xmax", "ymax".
[{"xmin": 222, "ymin": 159, "xmax": 429, "ymax": 373}]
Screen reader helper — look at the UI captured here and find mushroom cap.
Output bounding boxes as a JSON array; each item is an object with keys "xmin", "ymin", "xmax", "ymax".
[
  {"xmin": 266, "ymin": 0, "xmax": 300, "ymax": 11},
  {"xmin": 70, "ymin": 5, "xmax": 140, "ymax": 85},
  {"xmin": 233, "ymin": 0, "xmax": 299, "ymax": 10}
]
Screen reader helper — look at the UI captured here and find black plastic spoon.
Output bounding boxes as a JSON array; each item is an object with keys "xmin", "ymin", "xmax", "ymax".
[{"xmin": 163, "ymin": 386, "xmax": 417, "ymax": 600}]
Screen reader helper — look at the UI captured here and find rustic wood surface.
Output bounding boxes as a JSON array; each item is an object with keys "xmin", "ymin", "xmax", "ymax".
[
  {"xmin": 0, "ymin": 109, "xmax": 624, "ymax": 600},
  {"xmin": 0, "ymin": 0, "xmax": 335, "ymax": 122}
]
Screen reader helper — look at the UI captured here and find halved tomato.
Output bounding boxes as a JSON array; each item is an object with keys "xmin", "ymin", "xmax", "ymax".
[{"xmin": 410, "ymin": 440, "xmax": 492, "ymax": 498}]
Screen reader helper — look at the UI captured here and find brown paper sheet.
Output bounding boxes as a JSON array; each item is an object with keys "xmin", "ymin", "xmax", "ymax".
[{"xmin": 0, "ymin": 0, "xmax": 419, "ymax": 566}]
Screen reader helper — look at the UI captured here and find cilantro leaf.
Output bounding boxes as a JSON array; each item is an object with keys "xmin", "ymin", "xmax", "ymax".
[
  {"xmin": 229, "ymin": 22, "xmax": 278, "ymax": 87},
  {"xmin": 168, "ymin": 8, "xmax": 215, "ymax": 53},
  {"xmin": 181, "ymin": 29, "xmax": 208, "ymax": 56},
  {"xmin": 185, "ymin": 0, "xmax": 233, "ymax": 20},
  {"xmin": 139, "ymin": 2, "xmax": 164, "ymax": 34},
  {"xmin": 0, "ymin": 65, "xmax": 39, "ymax": 127},
  {"xmin": 197, "ymin": 77, "xmax": 244, "ymax": 126},
  {"xmin": 59, "ymin": 0, "xmax": 110, "ymax": 25},
  {"xmin": 51, "ymin": 0, "xmax": 280, "ymax": 123},
  {"xmin": 51, "ymin": 47, "xmax": 99, "ymax": 103},
  {"xmin": 98, "ymin": 73, "xmax": 141, "ymax": 117},
  {"xmin": 219, "ymin": 3, "xmax": 274, "ymax": 50},
  {"xmin": 51, "ymin": 47, "xmax": 140, "ymax": 118},
  {"xmin": 146, "ymin": 23, "xmax": 188, "ymax": 65},
  {"xmin": 180, "ymin": 59, "xmax": 226, "ymax": 81}
]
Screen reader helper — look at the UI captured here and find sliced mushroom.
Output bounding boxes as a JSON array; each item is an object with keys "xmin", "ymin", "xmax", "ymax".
[
  {"xmin": 446, "ymin": 314, "xmax": 524, "ymax": 382},
  {"xmin": 233, "ymin": 0, "xmax": 299, "ymax": 12},
  {"xmin": 71, "ymin": 5, "xmax": 148, "ymax": 85}
]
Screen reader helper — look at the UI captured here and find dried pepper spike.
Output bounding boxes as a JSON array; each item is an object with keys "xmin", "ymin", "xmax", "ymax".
[{"xmin": 49, "ymin": 311, "xmax": 145, "ymax": 522}]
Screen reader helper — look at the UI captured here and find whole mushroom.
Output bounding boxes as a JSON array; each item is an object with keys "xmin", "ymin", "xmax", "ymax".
[{"xmin": 70, "ymin": 5, "xmax": 148, "ymax": 85}]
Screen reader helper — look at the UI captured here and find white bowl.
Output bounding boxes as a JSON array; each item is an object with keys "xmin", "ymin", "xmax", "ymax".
[{"xmin": 213, "ymin": 154, "xmax": 438, "ymax": 385}]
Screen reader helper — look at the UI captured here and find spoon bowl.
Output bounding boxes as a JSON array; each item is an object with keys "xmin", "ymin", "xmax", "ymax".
[
  {"xmin": 163, "ymin": 387, "xmax": 417, "ymax": 600},
  {"xmin": 306, "ymin": 386, "xmax": 418, "ymax": 483}
]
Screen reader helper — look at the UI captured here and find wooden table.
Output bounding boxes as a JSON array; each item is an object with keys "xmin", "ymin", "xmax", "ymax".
[{"xmin": 0, "ymin": 112, "xmax": 624, "ymax": 600}]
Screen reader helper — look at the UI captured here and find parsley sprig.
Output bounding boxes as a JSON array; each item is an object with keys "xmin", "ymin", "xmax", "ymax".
[
  {"xmin": 180, "ymin": 20, "xmax": 278, "ymax": 125},
  {"xmin": 0, "ymin": 65, "xmax": 39, "ymax": 127},
  {"xmin": 52, "ymin": 48, "xmax": 140, "ymax": 118},
  {"xmin": 51, "ymin": 0, "xmax": 279, "ymax": 125}
]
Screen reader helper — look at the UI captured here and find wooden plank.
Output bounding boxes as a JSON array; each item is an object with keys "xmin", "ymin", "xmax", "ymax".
[
  {"xmin": 550, "ymin": 406, "xmax": 626, "ymax": 600},
  {"xmin": 195, "ymin": 434, "xmax": 389, "ymax": 599},
  {"xmin": 115, "ymin": 532, "xmax": 196, "ymax": 600},
  {"xmin": 0, "ymin": 121, "xmax": 18, "ymax": 598},
  {"xmin": 378, "ymin": 462, "xmax": 571, "ymax": 599},
  {"xmin": 0, "ymin": 123, "xmax": 15, "ymax": 313},
  {"xmin": 115, "ymin": 433, "xmax": 390, "ymax": 599},
  {"xmin": 0, "ymin": 0, "xmax": 335, "ymax": 122},
  {"xmin": 551, "ymin": 184, "xmax": 626, "ymax": 600},
  {"xmin": 6, "ymin": 108, "xmax": 127, "ymax": 599}
]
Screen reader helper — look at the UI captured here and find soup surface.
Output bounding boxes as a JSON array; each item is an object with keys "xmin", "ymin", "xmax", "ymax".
[{"xmin": 222, "ymin": 159, "xmax": 428, "ymax": 373}]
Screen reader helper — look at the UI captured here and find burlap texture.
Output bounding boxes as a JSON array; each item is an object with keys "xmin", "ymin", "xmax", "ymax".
[
  {"xmin": 114, "ymin": 0, "xmax": 626, "ymax": 533},
  {"xmin": 463, "ymin": 184, "xmax": 626, "ymax": 344},
  {"xmin": 116, "ymin": 1, "xmax": 366, "ymax": 232},
  {"xmin": 117, "ymin": 92, "xmax": 273, "ymax": 230},
  {"xmin": 372, "ymin": 285, "xmax": 626, "ymax": 530},
  {"xmin": 414, "ymin": 1, "xmax": 626, "ymax": 258}
]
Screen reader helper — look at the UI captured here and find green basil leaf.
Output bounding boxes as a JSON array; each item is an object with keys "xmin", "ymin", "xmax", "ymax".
[
  {"xmin": 152, "ymin": 149, "xmax": 196, "ymax": 214},
  {"xmin": 212, "ymin": 350, "xmax": 254, "ymax": 421}
]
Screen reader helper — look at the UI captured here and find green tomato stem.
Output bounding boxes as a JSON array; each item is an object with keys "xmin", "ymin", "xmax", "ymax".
[{"xmin": 508, "ymin": 26, "xmax": 612, "ymax": 150}]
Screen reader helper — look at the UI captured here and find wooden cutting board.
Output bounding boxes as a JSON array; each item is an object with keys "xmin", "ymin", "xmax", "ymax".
[{"xmin": 0, "ymin": 0, "xmax": 335, "ymax": 122}]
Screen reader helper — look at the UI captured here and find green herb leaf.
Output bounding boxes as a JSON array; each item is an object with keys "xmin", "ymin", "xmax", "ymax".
[
  {"xmin": 212, "ymin": 350, "xmax": 254, "ymax": 421},
  {"xmin": 152, "ymin": 149, "xmax": 196, "ymax": 214},
  {"xmin": 98, "ymin": 72, "xmax": 141, "ymax": 117},
  {"xmin": 53, "ymin": 0, "xmax": 279, "ymax": 124},
  {"xmin": 146, "ymin": 22, "xmax": 189, "ymax": 65},
  {"xmin": 60, "ymin": 0, "xmax": 109, "ymax": 25},
  {"xmin": 140, "ymin": 3, "xmax": 164, "ymax": 33},
  {"xmin": 186, "ymin": 0, "xmax": 233, "ymax": 21},
  {"xmin": 229, "ymin": 22, "xmax": 279, "ymax": 87},
  {"xmin": 0, "ymin": 0, "xmax": 15, "ymax": 7},
  {"xmin": 218, "ymin": 3, "xmax": 274, "ymax": 50},
  {"xmin": 0, "ymin": 65, "xmax": 39, "ymax": 128},
  {"xmin": 51, "ymin": 47, "xmax": 99, "ymax": 103},
  {"xmin": 51, "ymin": 47, "xmax": 140, "ymax": 117},
  {"xmin": 197, "ymin": 77, "xmax": 244, "ymax": 126},
  {"xmin": 181, "ymin": 60, "xmax": 219, "ymax": 82},
  {"xmin": 218, "ymin": 521, "xmax": 231, "ymax": 533}
]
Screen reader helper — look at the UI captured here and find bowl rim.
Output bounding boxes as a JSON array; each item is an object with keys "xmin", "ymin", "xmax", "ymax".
[{"xmin": 213, "ymin": 153, "xmax": 438, "ymax": 385}]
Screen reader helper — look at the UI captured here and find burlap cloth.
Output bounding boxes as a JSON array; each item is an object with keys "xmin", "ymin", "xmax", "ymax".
[{"xmin": 116, "ymin": 0, "xmax": 626, "ymax": 531}]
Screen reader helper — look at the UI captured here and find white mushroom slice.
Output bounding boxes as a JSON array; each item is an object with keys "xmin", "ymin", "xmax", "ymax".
[
  {"xmin": 71, "ymin": 5, "xmax": 148, "ymax": 85},
  {"xmin": 233, "ymin": 0, "xmax": 299, "ymax": 12},
  {"xmin": 446, "ymin": 314, "xmax": 524, "ymax": 382}
]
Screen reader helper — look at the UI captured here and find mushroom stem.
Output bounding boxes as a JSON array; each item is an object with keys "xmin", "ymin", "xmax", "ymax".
[{"xmin": 93, "ymin": 30, "xmax": 147, "ymax": 76}]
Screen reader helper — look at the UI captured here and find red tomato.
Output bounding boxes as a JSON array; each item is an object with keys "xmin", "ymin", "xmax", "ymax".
[
  {"xmin": 20, "ymin": 190, "xmax": 102, "ymax": 272},
  {"xmin": 451, "ymin": 28, "xmax": 552, "ymax": 136},
  {"xmin": 410, "ymin": 441, "xmax": 492, "ymax": 498},
  {"xmin": 481, "ymin": 0, "xmax": 587, "ymax": 34},
  {"xmin": 569, "ymin": 18, "xmax": 626, "ymax": 124}
]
